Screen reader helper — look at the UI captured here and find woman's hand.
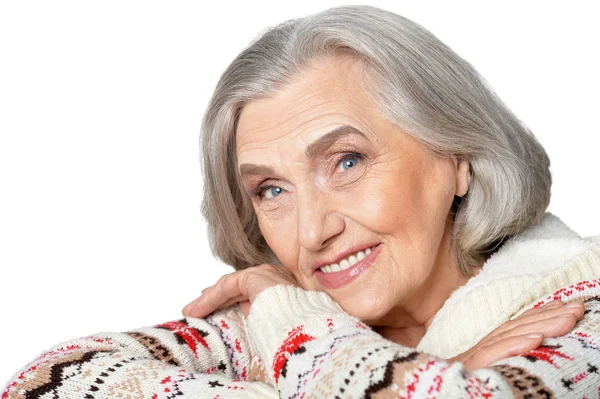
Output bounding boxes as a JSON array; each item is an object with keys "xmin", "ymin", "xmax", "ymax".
[
  {"xmin": 182, "ymin": 267, "xmax": 585, "ymax": 372},
  {"xmin": 450, "ymin": 300, "xmax": 585, "ymax": 371},
  {"xmin": 182, "ymin": 263, "xmax": 298, "ymax": 318}
]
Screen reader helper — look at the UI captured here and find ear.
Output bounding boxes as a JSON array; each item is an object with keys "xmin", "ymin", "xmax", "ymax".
[{"xmin": 455, "ymin": 159, "xmax": 471, "ymax": 197}]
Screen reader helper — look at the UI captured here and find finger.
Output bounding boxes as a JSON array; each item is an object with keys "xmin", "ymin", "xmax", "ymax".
[
  {"xmin": 483, "ymin": 310, "xmax": 583, "ymax": 350},
  {"xmin": 510, "ymin": 302, "xmax": 584, "ymax": 330},
  {"xmin": 502, "ymin": 312, "xmax": 582, "ymax": 340},
  {"xmin": 527, "ymin": 301, "xmax": 584, "ymax": 319},
  {"xmin": 182, "ymin": 287, "xmax": 220, "ymax": 314},
  {"xmin": 182, "ymin": 293, "xmax": 248, "ymax": 317},
  {"xmin": 184, "ymin": 291, "xmax": 229, "ymax": 318},
  {"xmin": 492, "ymin": 302, "xmax": 584, "ymax": 338},
  {"xmin": 239, "ymin": 301, "xmax": 251, "ymax": 318},
  {"xmin": 464, "ymin": 333, "xmax": 544, "ymax": 371},
  {"xmin": 519, "ymin": 300, "xmax": 564, "ymax": 317},
  {"xmin": 185, "ymin": 273, "xmax": 247, "ymax": 318},
  {"xmin": 182, "ymin": 295, "xmax": 203, "ymax": 316},
  {"xmin": 217, "ymin": 295, "xmax": 248, "ymax": 310}
]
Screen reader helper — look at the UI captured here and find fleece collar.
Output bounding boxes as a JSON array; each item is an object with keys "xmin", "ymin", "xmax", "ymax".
[{"xmin": 417, "ymin": 213, "xmax": 600, "ymax": 359}]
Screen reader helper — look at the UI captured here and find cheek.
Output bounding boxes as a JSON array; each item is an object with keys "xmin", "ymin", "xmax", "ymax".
[
  {"xmin": 346, "ymin": 169, "xmax": 420, "ymax": 233},
  {"xmin": 353, "ymin": 161, "xmax": 453, "ymax": 235},
  {"xmin": 257, "ymin": 209, "xmax": 299, "ymax": 268}
]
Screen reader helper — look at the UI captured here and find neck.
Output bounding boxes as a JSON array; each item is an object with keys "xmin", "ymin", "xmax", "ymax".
[{"xmin": 373, "ymin": 229, "xmax": 477, "ymax": 347}]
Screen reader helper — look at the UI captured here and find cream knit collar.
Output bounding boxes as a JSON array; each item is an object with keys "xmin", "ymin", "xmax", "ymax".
[{"xmin": 416, "ymin": 213, "xmax": 600, "ymax": 359}]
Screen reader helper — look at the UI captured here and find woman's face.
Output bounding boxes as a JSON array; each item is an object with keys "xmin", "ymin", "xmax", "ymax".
[{"xmin": 236, "ymin": 54, "xmax": 470, "ymax": 325}]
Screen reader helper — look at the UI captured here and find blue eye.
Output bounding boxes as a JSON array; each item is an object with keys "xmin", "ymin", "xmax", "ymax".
[
  {"xmin": 263, "ymin": 186, "xmax": 284, "ymax": 199},
  {"xmin": 338, "ymin": 154, "xmax": 362, "ymax": 171}
]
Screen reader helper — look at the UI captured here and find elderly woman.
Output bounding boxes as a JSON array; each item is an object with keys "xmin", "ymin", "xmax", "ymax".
[{"xmin": 4, "ymin": 5, "xmax": 600, "ymax": 398}]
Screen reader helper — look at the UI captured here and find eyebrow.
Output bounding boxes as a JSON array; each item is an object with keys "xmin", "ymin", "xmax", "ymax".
[{"xmin": 238, "ymin": 125, "xmax": 367, "ymax": 179}]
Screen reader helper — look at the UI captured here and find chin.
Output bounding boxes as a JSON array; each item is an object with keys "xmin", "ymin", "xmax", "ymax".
[{"xmin": 329, "ymin": 288, "xmax": 394, "ymax": 325}]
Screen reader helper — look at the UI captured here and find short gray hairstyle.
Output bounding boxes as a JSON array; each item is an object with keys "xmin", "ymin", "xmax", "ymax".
[{"xmin": 200, "ymin": 5, "xmax": 551, "ymax": 275}]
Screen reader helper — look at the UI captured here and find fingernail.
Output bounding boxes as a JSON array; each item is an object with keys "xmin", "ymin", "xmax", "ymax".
[{"xmin": 526, "ymin": 333, "xmax": 544, "ymax": 339}]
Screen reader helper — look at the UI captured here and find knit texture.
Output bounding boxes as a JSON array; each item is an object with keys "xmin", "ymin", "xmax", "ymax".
[
  {"xmin": 418, "ymin": 213, "xmax": 600, "ymax": 359},
  {"xmin": 3, "ymin": 213, "xmax": 600, "ymax": 398},
  {"xmin": 2, "ymin": 305, "xmax": 276, "ymax": 399},
  {"xmin": 247, "ymin": 283, "xmax": 600, "ymax": 398}
]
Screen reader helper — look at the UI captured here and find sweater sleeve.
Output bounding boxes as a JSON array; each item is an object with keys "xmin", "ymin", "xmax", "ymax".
[
  {"xmin": 2, "ymin": 305, "xmax": 277, "ymax": 399},
  {"xmin": 246, "ymin": 283, "xmax": 600, "ymax": 398}
]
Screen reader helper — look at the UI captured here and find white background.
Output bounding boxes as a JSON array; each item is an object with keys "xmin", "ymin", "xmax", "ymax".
[{"xmin": 1, "ymin": 1, "xmax": 598, "ymax": 384}]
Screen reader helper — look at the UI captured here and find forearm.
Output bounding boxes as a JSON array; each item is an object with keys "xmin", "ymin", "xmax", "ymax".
[
  {"xmin": 2, "ymin": 306, "xmax": 276, "ymax": 398},
  {"xmin": 247, "ymin": 285, "xmax": 600, "ymax": 398}
]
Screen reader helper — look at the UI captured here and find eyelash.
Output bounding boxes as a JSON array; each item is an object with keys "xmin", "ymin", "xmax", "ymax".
[{"xmin": 250, "ymin": 152, "xmax": 364, "ymax": 200}]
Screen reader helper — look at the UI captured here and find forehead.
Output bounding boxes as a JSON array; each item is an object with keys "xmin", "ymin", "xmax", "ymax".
[{"xmin": 235, "ymin": 55, "xmax": 381, "ymax": 162}]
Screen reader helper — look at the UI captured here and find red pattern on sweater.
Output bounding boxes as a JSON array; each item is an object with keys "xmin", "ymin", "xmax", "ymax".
[
  {"xmin": 272, "ymin": 326, "xmax": 314, "ymax": 383},
  {"xmin": 156, "ymin": 320, "xmax": 210, "ymax": 355}
]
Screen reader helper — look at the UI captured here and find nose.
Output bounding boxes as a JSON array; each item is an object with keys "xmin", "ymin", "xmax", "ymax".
[{"xmin": 296, "ymin": 187, "xmax": 345, "ymax": 252}]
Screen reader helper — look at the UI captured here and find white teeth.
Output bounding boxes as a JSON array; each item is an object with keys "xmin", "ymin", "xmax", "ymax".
[{"xmin": 319, "ymin": 245, "xmax": 377, "ymax": 274}]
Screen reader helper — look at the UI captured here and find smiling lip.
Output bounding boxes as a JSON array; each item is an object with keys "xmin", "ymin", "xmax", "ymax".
[
  {"xmin": 314, "ymin": 243, "xmax": 382, "ymax": 289},
  {"xmin": 312, "ymin": 242, "xmax": 381, "ymax": 272}
]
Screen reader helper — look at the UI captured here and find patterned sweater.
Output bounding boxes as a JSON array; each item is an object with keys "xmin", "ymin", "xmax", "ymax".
[{"xmin": 3, "ymin": 213, "xmax": 600, "ymax": 398}]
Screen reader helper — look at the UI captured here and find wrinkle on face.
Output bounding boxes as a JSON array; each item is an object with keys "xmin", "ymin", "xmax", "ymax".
[{"xmin": 234, "ymin": 53, "xmax": 470, "ymax": 332}]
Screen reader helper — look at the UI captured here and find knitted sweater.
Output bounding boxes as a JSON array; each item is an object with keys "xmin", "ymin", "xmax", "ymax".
[{"xmin": 3, "ymin": 214, "xmax": 600, "ymax": 398}]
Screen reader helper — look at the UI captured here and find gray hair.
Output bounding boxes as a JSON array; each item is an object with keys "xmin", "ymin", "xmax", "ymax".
[{"xmin": 200, "ymin": 5, "xmax": 551, "ymax": 274}]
